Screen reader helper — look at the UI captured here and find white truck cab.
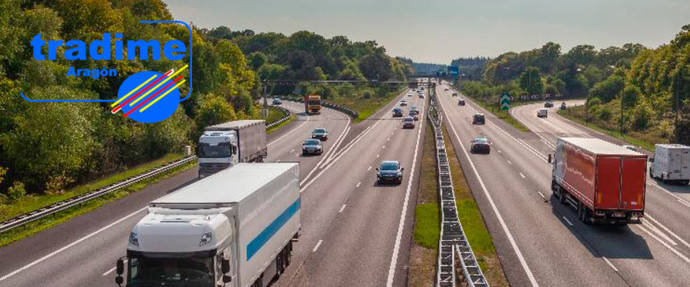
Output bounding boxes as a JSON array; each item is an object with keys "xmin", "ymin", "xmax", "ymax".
[{"xmin": 198, "ymin": 120, "xmax": 267, "ymax": 177}]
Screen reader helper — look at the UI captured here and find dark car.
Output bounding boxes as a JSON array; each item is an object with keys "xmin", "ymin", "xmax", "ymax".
[
  {"xmin": 400, "ymin": 100, "xmax": 408, "ymax": 106},
  {"xmin": 272, "ymin": 98, "xmax": 282, "ymax": 105},
  {"xmin": 392, "ymin": 107, "xmax": 403, "ymax": 117},
  {"xmin": 409, "ymin": 110, "xmax": 419, "ymax": 121},
  {"xmin": 560, "ymin": 102, "xmax": 567, "ymax": 110},
  {"xmin": 452, "ymin": 92, "xmax": 458, "ymax": 97},
  {"xmin": 376, "ymin": 160, "xmax": 404, "ymax": 184},
  {"xmin": 470, "ymin": 137, "xmax": 491, "ymax": 154},
  {"xmin": 402, "ymin": 116, "xmax": 415, "ymax": 129},
  {"xmin": 472, "ymin": 113, "xmax": 485, "ymax": 125},
  {"xmin": 544, "ymin": 101, "xmax": 554, "ymax": 108},
  {"xmin": 409, "ymin": 106, "xmax": 419, "ymax": 115},
  {"xmin": 302, "ymin": 139, "xmax": 323, "ymax": 155},
  {"xmin": 458, "ymin": 99, "xmax": 466, "ymax": 106},
  {"xmin": 312, "ymin": 128, "xmax": 328, "ymax": 140}
]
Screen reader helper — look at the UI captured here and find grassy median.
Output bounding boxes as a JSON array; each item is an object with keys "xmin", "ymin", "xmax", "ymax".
[
  {"xmin": 327, "ymin": 87, "xmax": 405, "ymax": 122},
  {"xmin": 558, "ymin": 107, "xmax": 657, "ymax": 151},
  {"xmin": 0, "ymin": 159, "xmax": 196, "ymax": 248}
]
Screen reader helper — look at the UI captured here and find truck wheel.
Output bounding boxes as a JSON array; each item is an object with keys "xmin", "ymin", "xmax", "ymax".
[{"xmin": 649, "ymin": 167, "xmax": 654, "ymax": 179}]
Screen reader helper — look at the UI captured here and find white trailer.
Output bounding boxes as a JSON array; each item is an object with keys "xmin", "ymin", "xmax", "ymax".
[
  {"xmin": 115, "ymin": 163, "xmax": 301, "ymax": 287},
  {"xmin": 198, "ymin": 120, "xmax": 268, "ymax": 177},
  {"xmin": 650, "ymin": 144, "xmax": 690, "ymax": 185}
]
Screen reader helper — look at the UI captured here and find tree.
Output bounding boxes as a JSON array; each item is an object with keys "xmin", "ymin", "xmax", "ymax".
[
  {"xmin": 621, "ymin": 85, "xmax": 641, "ymax": 109},
  {"xmin": 195, "ymin": 95, "xmax": 236, "ymax": 131},
  {"xmin": 248, "ymin": 52, "xmax": 267, "ymax": 70},
  {"xmin": 589, "ymin": 74, "xmax": 624, "ymax": 103},
  {"xmin": 519, "ymin": 67, "xmax": 543, "ymax": 95}
]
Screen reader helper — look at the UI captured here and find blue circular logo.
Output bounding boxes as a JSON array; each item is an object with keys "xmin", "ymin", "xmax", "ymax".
[{"xmin": 114, "ymin": 71, "xmax": 180, "ymax": 123}]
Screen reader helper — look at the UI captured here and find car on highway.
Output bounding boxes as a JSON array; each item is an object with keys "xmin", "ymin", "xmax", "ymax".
[
  {"xmin": 470, "ymin": 137, "xmax": 491, "ymax": 154},
  {"xmin": 544, "ymin": 101, "xmax": 554, "ymax": 108},
  {"xmin": 560, "ymin": 102, "xmax": 567, "ymax": 110},
  {"xmin": 418, "ymin": 93, "xmax": 424, "ymax": 99},
  {"xmin": 312, "ymin": 128, "xmax": 329, "ymax": 140},
  {"xmin": 302, "ymin": 139, "xmax": 323, "ymax": 155},
  {"xmin": 407, "ymin": 93, "xmax": 412, "ymax": 97},
  {"xmin": 458, "ymin": 98, "xmax": 466, "ymax": 106},
  {"xmin": 272, "ymin": 98, "xmax": 282, "ymax": 105},
  {"xmin": 537, "ymin": 109, "xmax": 548, "ymax": 118},
  {"xmin": 400, "ymin": 100, "xmax": 408, "ymax": 106},
  {"xmin": 452, "ymin": 92, "xmax": 458, "ymax": 97},
  {"xmin": 409, "ymin": 110, "xmax": 419, "ymax": 121},
  {"xmin": 392, "ymin": 107, "xmax": 403, "ymax": 117},
  {"xmin": 444, "ymin": 88, "xmax": 450, "ymax": 91},
  {"xmin": 402, "ymin": 116, "xmax": 415, "ymax": 128},
  {"xmin": 376, "ymin": 160, "xmax": 404, "ymax": 184},
  {"xmin": 409, "ymin": 106, "xmax": 419, "ymax": 115},
  {"xmin": 472, "ymin": 113, "xmax": 485, "ymax": 125}
]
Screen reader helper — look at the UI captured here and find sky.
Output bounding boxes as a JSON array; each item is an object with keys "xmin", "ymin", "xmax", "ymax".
[{"xmin": 164, "ymin": 0, "xmax": 690, "ymax": 64}]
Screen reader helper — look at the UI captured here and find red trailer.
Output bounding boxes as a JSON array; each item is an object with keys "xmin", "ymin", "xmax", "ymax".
[{"xmin": 551, "ymin": 137, "xmax": 647, "ymax": 224}]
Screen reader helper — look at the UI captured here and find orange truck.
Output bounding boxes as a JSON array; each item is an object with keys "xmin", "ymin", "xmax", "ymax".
[
  {"xmin": 551, "ymin": 137, "xmax": 647, "ymax": 225},
  {"xmin": 304, "ymin": 94, "xmax": 321, "ymax": 114}
]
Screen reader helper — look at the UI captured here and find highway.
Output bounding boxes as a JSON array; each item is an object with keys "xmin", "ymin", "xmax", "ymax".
[
  {"xmin": 0, "ymin": 101, "xmax": 351, "ymax": 287},
  {"xmin": 438, "ymin": 82, "xmax": 690, "ymax": 287}
]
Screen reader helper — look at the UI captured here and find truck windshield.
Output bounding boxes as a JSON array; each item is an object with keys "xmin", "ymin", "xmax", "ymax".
[
  {"xmin": 198, "ymin": 142, "xmax": 232, "ymax": 158},
  {"xmin": 128, "ymin": 256, "xmax": 215, "ymax": 287},
  {"xmin": 308, "ymin": 100, "xmax": 320, "ymax": 105}
]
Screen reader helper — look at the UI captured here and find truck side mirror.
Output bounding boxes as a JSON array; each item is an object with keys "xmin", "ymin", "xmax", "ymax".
[
  {"xmin": 115, "ymin": 276, "xmax": 123, "ymax": 286},
  {"xmin": 548, "ymin": 154, "xmax": 552, "ymax": 164},
  {"xmin": 223, "ymin": 275, "xmax": 232, "ymax": 283},
  {"xmin": 221, "ymin": 258, "xmax": 230, "ymax": 274},
  {"xmin": 116, "ymin": 258, "xmax": 124, "ymax": 275}
]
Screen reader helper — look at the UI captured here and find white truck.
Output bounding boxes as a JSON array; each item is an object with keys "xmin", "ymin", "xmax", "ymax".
[
  {"xmin": 115, "ymin": 163, "xmax": 301, "ymax": 287},
  {"xmin": 198, "ymin": 120, "xmax": 268, "ymax": 177},
  {"xmin": 650, "ymin": 144, "xmax": 690, "ymax": 185}
]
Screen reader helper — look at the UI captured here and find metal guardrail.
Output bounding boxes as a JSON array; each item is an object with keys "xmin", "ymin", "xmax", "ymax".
[
  {"xmin": 0, "ymin": 156, "xmax": 197, "ymax": 234},
  {"xmin": 266, "ymin": 105, "xmax": 292, "ymax": 129},
  {"xmin": 428, "ymin": 95, "xmax": 489, "ymax": 287},
  {"xmin": 279, "ymin": 96, "xmax": 360, "ymax": 119}
]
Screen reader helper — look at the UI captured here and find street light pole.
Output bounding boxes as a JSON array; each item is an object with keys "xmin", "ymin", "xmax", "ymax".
[{"xmin": 262, "ymin": 83, "xmax": 268, "ymax": 118}]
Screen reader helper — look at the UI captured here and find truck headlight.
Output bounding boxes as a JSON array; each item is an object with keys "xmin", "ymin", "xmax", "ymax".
[
  {"xmin": 199, "ymin": 232, "xmax": 213, "ymax": 246},
  {"xmin": 129, "ymin": 232, "xmax": 139, "ymax": 247}
]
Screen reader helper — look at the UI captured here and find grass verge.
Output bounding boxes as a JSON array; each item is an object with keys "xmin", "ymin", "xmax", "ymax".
[
  {"xmin": 408, "ymin": 122, "xmax": 440, "ymax": 287},
  {"xmin": 328, "ymin": 87, "xmax": 405, "ymax": 123},
  {"xmin": 267, "ymin": 113, "xmax": 296, "ymax": 135},
  {"xmin": 442, "ymin": 126, "xmax": 509, "ymax": 286},
  {"xmin": 558, "ymin": 107, "xmax": 656, "ymax": 151},
  {"xmin": 0, "ymin": 160, "xmax": 196, "ymax": 248},
  {"xmin": 0, "ymin": 153, "xmax": 186, "ymax": 222}
]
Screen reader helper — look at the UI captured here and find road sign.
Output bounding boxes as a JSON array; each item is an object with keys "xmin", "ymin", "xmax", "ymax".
[{"xmin": 500, "ymin": 93, "xmax": 510, "ymax": 111}]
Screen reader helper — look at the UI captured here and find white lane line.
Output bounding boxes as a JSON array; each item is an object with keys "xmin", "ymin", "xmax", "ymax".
[
  {"xmin": 602, "ymin": 257, "xmax": 619, "ymax": 273},
  {"xmin": 339, "ymin": 204, "xmax": 347, "ymax": 213},
  {"xmin": 0, "ymin": 207, "xmax": 147, "ymax": 282},
  {"xmin": 538, "ymin": 192, "xmax": 546, "ymax": 200},
  {"xmin": 319, "ymin": 120, "xmax": 351, "ymax": 169},
  {"xmin": 562, "ymin": 216, "xmax": 573, "ymax": 226},
  {"xmin": 519, "ymin": 172, "xmax": 526, "ymax": 179},
  {"xmin": 382, "ymin": 145, "xmax": 386, "ymax": 149},
  {"xmin": 356, "ymin": 182, "xmax": 361, "ymax": 188},
  {"xmin": 312, "ymin": 240, "xmax": 323, "ymax": 253},
  {"xmin": 377, "ymin": 154, "xmax": 380, "ymax": 158},
  {"xmin": 507, "ymin": 160, "xmax": 512, "ymax": 165},
  {"xmin": 498, "ymin": 150, "xmax": 502, "ymax": 153},
  {"xmin": 387, "ymin": 137, "xmax": 390, "ymax": 142},
  {"xmin": 367, "ymin": 166, "xmax": 372, "ymax": 171},
  {"xmin": 643, "ymin": 221, "xmax": 678, "ymax": 246},
  {"xmin": 645, "ymin": 214, "xmax": 690, "ymax": 249},
  {"xmin": 439, "ymin": 95, "xmax": 539, "ymax": 287},
  {"xmin": 387, "ymin": 98, "xmax": 426, "ymax": 287},
  {"xmin": 267, "ymin": 113, "xmax": 309, "ymax": 146},
  {"xmin": 289, "ymin": 149, "xmax": 295, "ymax": 153},
  {"xmin": 102, "ymin": 259, "xmax": 128, "ymax": 276},
  {"xmin": 301, "ymin": 122, "xmax": 350, "ymax": 185},
  {"xmin": 637, "ymin": 225, "xmax": 690, "ymax": 265}
]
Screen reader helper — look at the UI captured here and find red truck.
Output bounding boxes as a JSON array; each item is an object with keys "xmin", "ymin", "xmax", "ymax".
[{"xmin": 550, "ymin": 137, "xmax": 647, "ymax": 225}]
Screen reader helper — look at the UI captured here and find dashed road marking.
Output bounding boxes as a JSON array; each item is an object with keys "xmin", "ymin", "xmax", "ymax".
[
  {"xmin": 339, "ymin": 204, "xmax": 347, "ymax": 213},
  {"xmin": 519, "ymin": 172, "xmax": 526, "ymax": 179},
  {"xmin": 313, "ymin": 240, "xmax": 323, "ymax": 253},
  {"xmin": 562, "ymin": 216, "xmax": 573, "ymax": 226},
  {"xmin": 602, "ymin": 257, "xmax": 619, "ymax": 272},
  {"xmin": 356, "ymin": 182, "xmax": 361, "ymax": 188}
]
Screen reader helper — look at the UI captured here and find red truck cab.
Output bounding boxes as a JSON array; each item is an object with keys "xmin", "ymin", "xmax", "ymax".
[{"xmin": 551, "ymin": 137, "xmax": 647, "ymax": 225}]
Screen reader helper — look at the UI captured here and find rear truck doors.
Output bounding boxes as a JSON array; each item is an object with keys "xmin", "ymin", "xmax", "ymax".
[{"xmin": 596, "ymin": 156, "xmax": 646, "ymax": 211}]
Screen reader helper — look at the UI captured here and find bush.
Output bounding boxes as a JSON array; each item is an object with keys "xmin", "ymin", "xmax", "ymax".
[
  {"xmin": 7, "ymin": 181, "xmax": 26, "ymax": 202},
  {"xmin": 598, "ymin": 108, "xmax": 612, "ymax": 121}
]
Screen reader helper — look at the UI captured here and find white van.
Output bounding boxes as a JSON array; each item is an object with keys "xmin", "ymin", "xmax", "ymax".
[{"xmin": 650, "ymin": 144, "xmax": 690, "ymax": 185}]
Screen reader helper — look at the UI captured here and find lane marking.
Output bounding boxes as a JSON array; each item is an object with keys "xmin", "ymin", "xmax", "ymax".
[
  {"xmin": 602, "ymin": 257, "xmax": 619, "ymax": 273},
  {"xmin": 367, "ymin": 166, "xmax": 372, "ymax": 171},
  {"xmin": 339, "ymin": 204, "xmax": 347, "ymax": 213},
  {"xmin": 376, "ymin": 154, "xmax": 380, "ymax": 158},
  {"xmin": 102, "ymin": 259, "xmax": 128, "ymax": 276},
  {"xmin": 312, "ymin": 240, "xmax": 323, "ymax": 253},
  {"xmin": 498, "ymin": 150, "xmax": 502, "ymax": 153},
  {"xmin": 507, "ymin": 160, "xmax": 512, "ymax": 165},
  {"xmin": 562, "ymin": 216, "xmax": 573, "ymax": 226},
  {"xmin": 290, "ymin": 149, "xmax": 295, "ymax": 153},
  {"xmin": 356, "ymin": 182, "xmax": 361, "ymax": 188},
  {"xmin": 438, "ymin": 92, "xmax": 540, "ymax": 287},
  {"xmin": 0, "ymin": 207, "xmax": 147, "ymax": 281},
  {"xmin": 519, "ymin": 172, "xmax": 526, "ymax": 179},
  {"xmin": 645, "ymin": 214, "xmax": 690, "ymax": 249},
  {"xmin": 382, "ymin": 145, "xmax": 386, "ymax": 149},
  {"xmin": 643, "ymin": 221, "xmax": 677, "ymax": 246},
  {"xmin": 387, "ymin": 98, "xmax": 426, "ymax": 287},
  {"xmin": 637, "ymin": 225, "xmax": 690, "ymax": 265},
  {"xmin": 267, "ymin": 108, "xmax": 309, "ymax": 146},
  {"xmin": 538, "ymin": 192, "xmax": 546, "ymax": 200}
]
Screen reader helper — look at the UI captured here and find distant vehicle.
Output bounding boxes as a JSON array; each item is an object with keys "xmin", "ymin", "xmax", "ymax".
[
  {"xmin": 650, "ymin": 144, "xmax": 690, "ymax": 185},
  {"xmin": 418, "ymin": 94, "xmax": 424, "ymax": 99},
  {"xmin": 458, "ymin": 99, "xmax": 466, "ymax": 106},
  {"xmin": 444, "ymin": 88, "xmax": 450, "ymax": 91},
  {"xmin": 312, "ymin": 128, "xmax": 329, "ymax": 140},
  {"xmin": 452, "ymin": 92, "xmax": 458, "ymax": 97},
  {"xmin": 409, "ymin": 106, "xmax": 419, "ymax": 115},
  {"xmin": 115, "ymin": 163, "xmax": 300, "ymax": 287},
  {"xmin": 392, "ymin": 107, "xmax": 403, "ymax": 117},
  {"xmin": 407, "ymin": 93, "xmax": 413, "ymax": 97},
  {"xmin": 537, "ymin": 109, "xmax": 548, "ymax": 118},
  {"xmin": 304, "ymin": 94, "xmax": 321, "ymax": 114},
  {"xmin": 376, "ymin": 160, "xmax": 404, "ymax": 184},
  {"xmin": 402, "ymin": 116, "xmax": 415, "ymax": 129},
  {"xmin": 472, "ymin": 113, "xmax": 485, "ymax": 125},
  {"xmin": 544, "ymin": 101, "xmax": 554, "ymax": 108},
  {"xmin": 302, "ymin": 139, "xmax": 323, "ymax": 155},
  {"xmin": 198, "ymin": 120, "xmax": 267, "ymax": 177},
  {"xmin": 272, "ymin": 97, "xmax": 282, "ymax": 105},
  {"xmin": 550, "ymin": 137, "xmax": 647, "ymax": 224},
  {"xmin": 560, "ymin": 102, "xmax": 567, "ymax": 110},
  {"xmin": 409, "ymin": 110, "xmax": 419, "ymax": 120},
  {"xmin": 400, "ymin": 100, "xmax": 408, "ymax": 106},
  {"xmin": 470, "ymin": 137, "xmax": 491, "ymax": 154}
]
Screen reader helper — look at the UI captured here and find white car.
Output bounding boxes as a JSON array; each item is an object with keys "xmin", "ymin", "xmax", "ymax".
[{"xmin": 537, "ymin": 109, "xmax": 548, "ymax": 118}]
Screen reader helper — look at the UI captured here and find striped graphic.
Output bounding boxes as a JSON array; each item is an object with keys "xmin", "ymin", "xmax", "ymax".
[
  {"xmin": 128, "ymin": 64, "xmax": 189, "ymax": 107},
  {"xmin": 111, "ymin": 69, "xmax": 173, "ymax": 113},
  {"xmin": 141, "ymin": 80, "xmax": 186, "ymax": 112},
  {"xmin": 124, "ymin": 75, "xmax": 184, "ymax": 118},
  {"xmin": 110, "ymin": 74, "xmax": 157, "ymax": 108},
  {"xmin": 246, "ymin": 198, "xmax": 300, "ymax": 260}
]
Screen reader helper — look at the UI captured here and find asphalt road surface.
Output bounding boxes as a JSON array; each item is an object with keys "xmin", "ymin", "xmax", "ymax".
[{"xmin": 439, "ymin": 83, "xmax": 690, "ymax": 287}]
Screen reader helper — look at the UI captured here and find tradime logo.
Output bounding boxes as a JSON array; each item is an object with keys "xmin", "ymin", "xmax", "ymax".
[{"xmin": 20, "ymin": 20, "xmax": 193, "ymax": 124}]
